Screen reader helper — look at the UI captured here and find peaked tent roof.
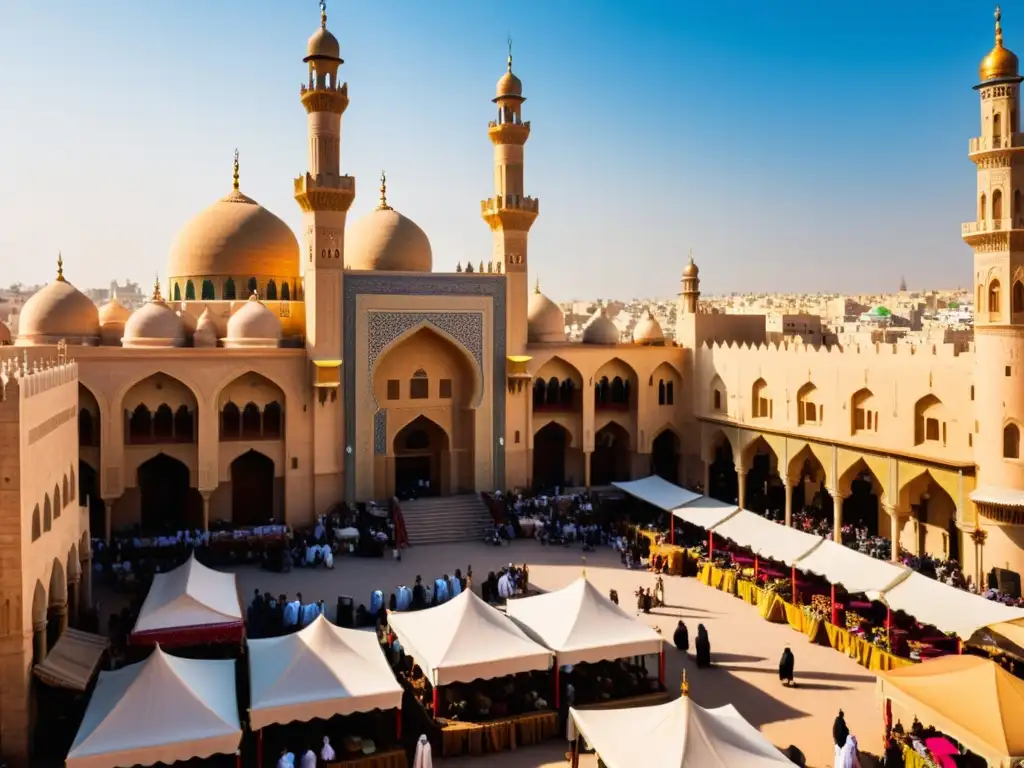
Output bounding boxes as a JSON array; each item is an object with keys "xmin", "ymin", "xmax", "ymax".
[
  {"xmin": 613, "ymin": 476, "xmax": 701, "ymax": 511},
  {"xmin": 387, "ymin": 590, "xmax": 553, "ymax": 685},
  {"xmin": 506, "ymin": 576, "xmax": 663, "ymax": 665},
  {"xmin": 66, "ymin": 646, "xmax": 241, "ymax": 768},
  {"xmin": 568, "ymin": 696, "xmax": 792, "ymax": 768},
  {"xmin": 131, "ymin": 553, "xmax": 243, "ymax": 646},
  {"xmin": 877, "ymin": 655, "xmax": 1024, "ymax": 766},
  {"xmin": 248, "ymin": 614, "xmax": 403, "ymax": 730}
]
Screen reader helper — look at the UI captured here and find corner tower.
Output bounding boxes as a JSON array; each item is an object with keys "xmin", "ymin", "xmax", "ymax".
[
  {"xmin": 482, "ymin": 42, "xmax": 539, "ymax": 356},
  {"xmin": 295, "ymin": 1, "xmax": 355, "ymax": 365},
  {"xmin": 964, "ymin": 8, "xmax": 1024, "ymax": 517}
]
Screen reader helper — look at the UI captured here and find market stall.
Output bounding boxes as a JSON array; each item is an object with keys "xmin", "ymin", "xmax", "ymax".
[
  {"xmin": 66, "ymin": 646, "xmax": 241, "ymax": 768},
  {"xmin": 130, "ymin": 552, "xmax": 244, "ymax": 647},
  {"xmin": 612, "ymin": 476, "xmax": 701, "ymax": 511},
  {"xmin": 877, "ymin": 655, "xmax": 1024, "ymax": 767},
  {"xmin": 567, "ymin": 685, "xmax": 792, "ymax": 767},
  {"xmin": 506, "ymin": 577, "xmax": 666, "ymax": 709}
]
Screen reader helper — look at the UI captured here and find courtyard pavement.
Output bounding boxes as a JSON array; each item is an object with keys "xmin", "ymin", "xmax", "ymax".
[{"xmin": 226, "ymin": 540, "xmax": 884, "ymax": 768}]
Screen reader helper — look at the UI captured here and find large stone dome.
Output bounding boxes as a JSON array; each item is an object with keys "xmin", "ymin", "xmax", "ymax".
[
  {"xmin": 16, "ymin": 262, "xmax": 100, "ymax": 346},
  {"xmin": 167, "ymin": 189, "xmax": 299, "ymax": 282},
  {"xmin": 346, "ymin": 178, "xmax": 432, "ymax": 272},
  {"xmin": 581, "ymin": 307, "xmax": 620, "ymax": 345},
  {"xmin": 527, "ymin": 282, "xmax": 565, "ymax": 343}
]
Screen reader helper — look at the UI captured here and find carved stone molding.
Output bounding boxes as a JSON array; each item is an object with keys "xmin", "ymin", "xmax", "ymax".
[{"xmin": 373, "ymin": 410, "xmax": 387, "ymax": 455}]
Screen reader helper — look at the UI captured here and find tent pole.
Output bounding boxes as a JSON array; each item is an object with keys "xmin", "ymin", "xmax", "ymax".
[
  {"xmin": 708, "ymin": 531, "xmax": 714, "ymax": 559},
  {"xmin": 554, "ymin": 664, "xmax": 560, "ymax": 710},
  {"xmin": 396, "ymin": 707, "xmax": 402, "ymax": 741},
  {"xmin": 830, "ymin": 584, "xmax": 838, "ymax": 626},
  {"xmin": 791, "ymin": 565, "xmax": 798, "ymax": 605},
  {"xmin": 236, "ymin": 750, "xmax": 241, "ymax": 768},
  {"xmin": 885, "ymin": 606, "xmax": 892, "ymax": 649},
  {"xmin": 670, "ymin": 514, "xmax": 675, "ymax": 546},
  {"xmin": 432, "ymin": 685, "xmax": 440, "ymax": 718},
  {"xmin": 754, "ymin": 554, "xmax": 759, "ymax": 583},
  {"xmin": 658, "ymin": 648, "xmax": 665, "ymax": 689},
  {"xmin": 571, "ymin": 736, "xmax": 581, "ymax": 768},
  {"xmin": 257, "ymin": 729, "xmax": 262, "ymax": 767}
]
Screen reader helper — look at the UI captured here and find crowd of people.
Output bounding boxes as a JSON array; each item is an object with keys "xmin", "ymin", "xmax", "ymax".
[{"xmin": 246, "ymin": 589, "xmax": 326, "ymax": 638}]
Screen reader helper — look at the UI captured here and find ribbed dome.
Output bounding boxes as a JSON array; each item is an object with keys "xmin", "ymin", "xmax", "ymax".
[
  {"xmin": 193, "ymin": 309, "xmax": 218, "ymax": 348},
  {"xmin": 167, "ymin": 189, "xmax": 300, "ymax": 281},
  {"xmin": 16, "ymin": 271, "xmax": 100, "ymax": 346},
  {"xmin": 122, "ymin": 298, "xmax": 185, "ymax": 348},
  {"xmin": 98, "ymin": 295, "xmax": 131, "ymax": 326},
  {"xmin": 224, "ymin": 293, "xmax": 282, "ymax": 347},
  {"xmin": 981, "ymin": 7, "xmax": 1019, "ymax": 81},
  {"xmin": 527, "ymin": 282, "xmax": 565, "ymax": 343},
  {"xmin": 346, "ymin": 206, "xmax": 432, "ymax": 272},
  {"xmin": 632, "ymin": 310, "xmax": 665, "ymax": 345},
  {"xmin": 581, "ymin": 308, "xmax": 620, "ymax": 345}
]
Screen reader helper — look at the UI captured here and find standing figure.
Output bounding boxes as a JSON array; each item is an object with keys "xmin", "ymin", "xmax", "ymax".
[
  {"xmin": 694, "ymin": 624, "xmax": 711, "ymax": 668},
  {"xmin": 778, "ymin": 647, "xmax": 795, "ymax": 686}
]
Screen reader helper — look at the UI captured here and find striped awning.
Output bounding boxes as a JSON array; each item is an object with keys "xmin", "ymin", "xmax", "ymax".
[{"xmin": 34, "ymin": 628, "xmax": 109, "ymax": 691}]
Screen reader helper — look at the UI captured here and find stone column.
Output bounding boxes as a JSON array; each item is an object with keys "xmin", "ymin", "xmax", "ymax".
[
  {"xmin": 201, "ymin": 491, "xmax": 212, "ymax": 532},
  {"xmin": 33, "ymin": 621, "xmax": 47, "ymax": 665},
  {"xmin": 68, "ymin": 575, "xmax": 81, "ymax": 628},
  {"xmin": 80, "ymin": 556, "xmax": 93, "ymax": 613},
  {"xmin": 583, "ymin": 453, "xmax": 592, "ymax": 490},
  {"xmin": 103, "ymin": 498, "xmax": 114, "ymax": 544},
  {"xmin": 702, "ymin": 459, "xmax": 711, "ymax": 497},
  {"xmin": 883, "ymin": 504, "xmax": 902, "ymax": 563},
  {"xmin": 829, "ymin": 489, "xmax": 848, "ymax": 543},
  {"xmin": 52, "ymin": 602, "xmax": 68, "ymax": 637},
  {"xmin": 783, "ymin": 476, "xmax": 794, "ymax": 527},
  {"xmin": 735, "ymin": 462, "xmax": 748, "ymax": 510}
]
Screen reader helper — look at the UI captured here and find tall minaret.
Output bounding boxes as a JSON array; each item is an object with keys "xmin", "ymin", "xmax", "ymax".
[
  {"xmin": 680, "ymin": 250, "xmax": 700, "ymax": 315},
  {"xmin": 482, "ymin": 40, "xmax": 539, "ymax": 357},
  {"xmin": 295, "ymin": 0, "xmax": 355, "ymax": 363},
  {"xmin": 965, "ymin": 7, "xmax": 1024, "ymax": 514}
]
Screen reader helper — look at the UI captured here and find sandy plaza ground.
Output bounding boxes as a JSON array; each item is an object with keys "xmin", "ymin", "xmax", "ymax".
[{"xmin": 222, "ymin": 540, "xmax": 884, "ymax": 768}]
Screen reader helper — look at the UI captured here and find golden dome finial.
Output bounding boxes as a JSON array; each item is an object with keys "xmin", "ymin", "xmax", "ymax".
[
  {"xmin": 581, "ymin": 555, "xmax": 586, "ymax": 577},
  {"xmin": 997, "ymin": 5, "xmax": 1004, "ymax": 46},
  {"xmin": 981, "ymin": 5, "xmax": 1020, "ymax": 81},
  {"xmin": 681, "ymin": 671, "xmax": 690, "ymax": 697},
  {"xmin": 152, "ymin": 274, "xmax": 163, "ymax": 302},
  {"xmin": 55, "ymin": 252, "xmax": 65, "ymax": 282},
  {"xmin": 377, "ymin": 170, "xmax": 393, "ymax": 211},
  {"xmin": 507, "ymin": 35, "xmax": 513, "ymax": 72},
  {"xmin": 534, "ymin": 277, "xmax": 541, "ymax": 294},
  {"xmin": 232, "ymin": 148, "xmax": 240, "ymax": 192},
  {"xmin": 320, "ymin": 0, "xmax": 327, "ymax": 29}
]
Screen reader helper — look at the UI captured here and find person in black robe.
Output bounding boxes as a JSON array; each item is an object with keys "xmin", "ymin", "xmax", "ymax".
[
  {"xmin": 694, "ymin": 624, "xmax": 711, "ymax": 667},
  {"xmin": 833, "ymin": 710, "xmax": 850, "ymax": 750},
  {"xmin": 412, "ymin": 575, "xmax": 427, "ymax": 610},
  {"xmin": 673, "ymin": 620, "xmax": 689, "ymax": 652},
  {"xmin": 882, "ymin": 737, "xmax": 904, "ymax": 767},
  {"xmin": 778, "ymin": 647, "xmax": 795, "ymax": 686}
]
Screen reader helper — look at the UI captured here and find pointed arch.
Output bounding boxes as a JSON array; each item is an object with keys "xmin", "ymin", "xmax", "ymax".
[
  {"xmin": 393, "ymin": 415, "xmax": 451, "ymax": 496},
  {"xmin": 913, "ymin": 394, "xmax": 946, "ymax": 446},
  {"xmin": 851, "ymin": 387, "xmax": 877, "ymax": 435},
  {"xmin": 897, "ymin": 469, "xmax": 960, "ymax": 560},
  {"xmin": 223, "ymin": 278, "xmax": 236, "ymax": 300},
  {"xmin": 751, "ymin": 378, "xmax": 771, "ymax": 419},
  {"xmin": 281, "ymin": 282, "xmax": 290, "ymax": 301},
  {"xmin": 591, "ymin": 421, "xmax": 631, "ymax": 486},
  {"xmin": 709, "ymin": 374, "xmax": 728, "ymax": 413},
  {"xmin": 172, "ymin": 283, "xmax": 181, "ymax": 301},
  {"xmin": 594, "ymin": 357, "xmax": 639, "ymax": 409},
  {"xmin": 534, "ymin": 355, "xmax": 584, "ymax": 388},
  {"xmin": 533, "ymin": 421, "xmax": 571, "ymax": 490},
  {"xmin": 1015, "ymin": 280, "xmax": 1024, "ymax": 314},
  {"xmin": 265, "ymin": 280, "xmax": 278, "ymax": 301},
  {"xmin": 32, "ymin": 504, "xmax": 41, "ymax": 541},
  {"xmin": 53, "ymin": 483, "xmax": 61, "ymax": 519},
  {"xmin": 32, "ymin": 580, "xmax": 48, "ymax": 626},
  {"xmin": 231, "ymin": 450, "xmax": 276, "ymax": 526},
  {"xmin": 49, "ymin": 557, "xmax": 66, "ymax": 606},
  {"xmin": 201, "ymin": 280, "xmax": 216, "ymax": 300},
  {"xmin": 989, "ymin": 278, "xmax": 1002, "ymax": 319},
  {"xmin": 184, "ymin": 280, "xmax": 196, "ymax": 300},
  {"xmin": 650, "ymin": 427, "xmax": 681, "ymax": 484},
  {"xmin": 1004, "ymin": 422, "xmax": 1021, "ymax": 459},
  {"xmin": 69, "ymin": 464, "xmax": 76, "ymax": 501},
  {"xmin": 796, "ymin": 381, "xmax": 821, "ymax": 426},
  {"xmin": 43, "ymin": 494, "xmax": 52, "ymax": 532}
]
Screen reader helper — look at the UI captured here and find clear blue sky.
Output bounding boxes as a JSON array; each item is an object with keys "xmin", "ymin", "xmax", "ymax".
[{"xmin": 0, "ymin": 1, "xmax": 1006, "ymax": 299}]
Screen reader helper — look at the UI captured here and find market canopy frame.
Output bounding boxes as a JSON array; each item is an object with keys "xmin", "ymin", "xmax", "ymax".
[
  {"xmin": 794, "ymin": 539, "xmax": 911, "ymax": 596},
  {"xmin": 710, "ymin": 509, "xmax": 825, "ymax": 566},
  {"xmin": 613, "ymin": 476, "xmax": 702, "ymax": 511}
]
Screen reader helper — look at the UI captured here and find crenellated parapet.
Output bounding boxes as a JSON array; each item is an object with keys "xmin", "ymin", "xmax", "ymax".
[
  {"xmin": 480, "ymin": 195, "xmax": 540, "ymax": 232},
  {"xmin": 299, "ymin": 81, "xmax": 349, "ymax": 115},
  {"xmin": 699, "ymin": 338, "xmax": 974, "ymax": 359},
  {"xmin": 0, "ymin": 354, "xmax": 78, "ymax": 402},
  {"xmin": 294, "ymin": 172, "xmax": 356, "ymax": 213}
]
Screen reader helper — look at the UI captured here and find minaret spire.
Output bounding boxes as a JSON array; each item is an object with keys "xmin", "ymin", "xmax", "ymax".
[
  {"xmin": 56, "ymin": 252, "xmax": 65, "ymax": 282},
  {"xmin": 997, "ymin": 5, "xmax": 1004, "ymax": 48},
  {"xmin": 152, "ymin": 274, "xmax": 163, "ymax": 302},
  {"xmin": 534, "ymin": 277, "xmax": 540, "ymax": 294},
  {"xmin": 377, "ymin": 171, "xmax": 392, "ymax": 211},
  {"xmin": 507, "ymin": 35, "xmax": 513, "ymax": 71},
  {"xmin": 232, "ymin": 149, "xmax": 240, "ymax": 192},
  {"xmin": 320, "ymin": 0, "xmax": 327, "ymax": 29}
]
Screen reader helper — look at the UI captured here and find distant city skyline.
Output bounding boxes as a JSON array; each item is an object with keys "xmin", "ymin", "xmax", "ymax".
[{"xmin": 0, "ymin": 0, "xmax": 1003, "ymax": 298}]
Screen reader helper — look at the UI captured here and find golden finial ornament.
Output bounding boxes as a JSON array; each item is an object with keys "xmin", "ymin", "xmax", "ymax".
[
  {"xmin": 232, "ymin": 149, "xmax": 240, "ymax": 192},
  {"xmin": 534, "ymin": 277, "xmax": 541, "ymax": 294},
  {"xmin": 980, "ymin": 5, "xmax": 1020, "ymax": 82},
  {"xmin": 997, "ymin": 5, "xmax": 1004, "ymax": 46},
  {"xmin": 681, "ymin": 671, "xmax": 690, "ymax": 697},
  {"xmin": 55, "ymin": 252, "xmax": 65, "ymax": 282},
  {"xmin": 152, "ymin": 275, "xmax": 162, "ymax": 302},
  {"xmin": 377, "ymin": 171, "xmax": 393, "ymax": 211},
  {"xmin": 507, "ymin": 35, "xmax": 513, "ymax": 71},
  {"xmin": 320, "ymin": 0, "xmax": 327, "ymax": 29}
]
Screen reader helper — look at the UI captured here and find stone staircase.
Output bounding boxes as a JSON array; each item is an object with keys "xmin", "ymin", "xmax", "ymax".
[{"xmin": 398, "ymin": 494, "xmax": 494, "ymax": 545}]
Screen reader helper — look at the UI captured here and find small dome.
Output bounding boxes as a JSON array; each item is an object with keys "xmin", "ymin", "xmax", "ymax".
[
  {"xmin": 981, "ymin": 8, "xmax": 1020, "ymax": 81},
  {"xmin": 177, "ymin": 307, "xmax": 198, "ymax": 335},
  {"xmin": 632, "ymin": 310, "xmax": 664, "ymax": 345},
  {"xmin": 682, "ymin": 257, "xmax": 699, "ymax": 278},
  {"xmin": 346, "ymin": 181, "xmax": 432, "ymax": 272},
  {"xmin": 122, "ymin": 293, "xmax": 185, "ymax": 348},
  {"xmin": 581, "ymin": 307, "xmax": 620, "ymax": 345},
  {"xmin": 98, "ymin": 295, "xmax": 131, "ymax": 326},
  {"xmin": 16, "ymin": 263, "xmax": 100, "ymax": 345},
  {"xmin": 527, "ymin": 282, "xmax": 565, "ymax": 343},
  {"xmin": 224, "ymin": 293, "xmax": 282, "ymax": 347},
  {"xmin": 307, "ymin": 26, "xmax": 340, "ymax": 59},
  {"xmin": 496, "ymin": 70, "xmax": 523, "ymax": 99},
  {"xmin": 193, "ymin": 309, "xmax": 218, "ymax": 348}
]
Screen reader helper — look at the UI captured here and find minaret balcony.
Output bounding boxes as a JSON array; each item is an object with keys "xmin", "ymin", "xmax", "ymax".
[
  {"xmin": 488, "ymin": 121, "xmax": 531, "ymax": 146},
  {"xmin": 299, "ymin": 82, "xmax": 349, "ymax": 115},
  {"xmin": 962, "ymin": 218, "xmax": 1024, "ymax": 244},
  {"xmin": 969, "ymin": 133, "xmax": 1024, "ymax": 154},
  {"xmin": 480, "ymin": 196, "xmax": 539, "ymax": 216},
  {"xmin": 294, "ymin": 173, "xmax": 356, "ymax": 213}
]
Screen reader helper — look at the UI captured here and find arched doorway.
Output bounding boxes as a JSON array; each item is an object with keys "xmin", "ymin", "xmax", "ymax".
[
  {"xmin": 231, "ymin": 450, "xmax": 275, "ymax": 526},
  {"xmin": 708, "ymin": 434, "xmax": 737, "ymax": 504},
  {"xmin": 78, "ymin": 461, "xmax": 104, "ymax": 537},
  {"xmin": 898, "ymin": 471, "xmax": 959, "ymax": 561},
  {"xmin": 743, "ymin": 437, "xmax": 783, "ymax": 518},
  {"xmin": 787, "ymin": 446, "xmax": 832, "ymax": 529},
  {"xmin": 47, "ymin": 559, "xmax": 66, "ymax": 651},
  {"xmin": 137, "ymin": 454, "xmax": 195, "ymax": 533},
  {"xmin": 591, "ymin": 422, "xmax": 630, "ymax": 486},
  {"xmin": 393, "ymin": 416, "xmax": 450, "ymax": 498},
  {"xmin": 840, "ymin": 461, "xmax": 882, "ymax": 538},
  {"xmin": 651, "ymin": 429, "xmax": 680, "ymax": 485},
  {"xmin": 533, "ymin": 422, "xmax": 569, "ymax": 491}
]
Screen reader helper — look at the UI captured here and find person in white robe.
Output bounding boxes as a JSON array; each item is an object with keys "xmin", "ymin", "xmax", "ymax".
[
  {"xmin": 299, "ymin": 746, "xmax": 316, "ymax": 768},
  {"xmin": 448, "ymin": 573, "xmax": 462, "ymax": 598},
  {"xmin": 497, "ymin": 572, "xmax": 514, "ymax": 599},
  {"xmin": 321, "ymin": 736, "xmax": 336, "ymax": 761},
  {"xmin": 283, "ymin": 596, "xmax": 301, "ymax": 629},
  {"xmin": 836, "ymin": 735, "xmax": 861, "ymax": 768},
  {"xmin": 323, "ymin": 546, "xmax": 334, "ymax": 569},
  {"xmin": 412, "ymin": 734, "xmax": 433, "ymax": 768},
  {"xmin": 277, "ymin": 749, "xmax": 295, "ymax": 768},
  {"xmin": 370, "ymin": 590, "xmax": 384, "ymax": 615}
]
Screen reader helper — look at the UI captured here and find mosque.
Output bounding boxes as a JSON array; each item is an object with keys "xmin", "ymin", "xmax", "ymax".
[{"xmin": 2, "ymin": 5, "xmax": 1024, "ymax": 762}]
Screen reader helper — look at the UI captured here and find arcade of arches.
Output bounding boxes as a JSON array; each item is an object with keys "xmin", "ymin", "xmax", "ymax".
[{"xmin": 702, "ymin": 429, "xmax": 963, "ymax": 565}]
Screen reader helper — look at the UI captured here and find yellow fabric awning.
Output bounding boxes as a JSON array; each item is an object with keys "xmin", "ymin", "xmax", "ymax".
[
  {"xmin": 34, "ymin": 628, "xmax": 109, "ymax": 691},
  {"xmin": 877, "ymin": 655, "xmax": 1024, "ymax": 767}
]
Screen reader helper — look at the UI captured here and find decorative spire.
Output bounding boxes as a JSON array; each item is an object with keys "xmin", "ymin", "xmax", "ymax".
[
  {"xmin": 320, "ymin": 0, "xmax": 327, "ymax": 29},
  {"xmin": 232, "ymin": 149, "xmax": 240, "ymax": 192},
  {"xmin": 152, "ymin": 274, "xmax": 162, "ymax": 302},
  {"xmin": 997, "ymin": 5, "xmax": 1004, "ymax": 47},
  {"xmin": 55, "ymin": 252, "xmax": 65, "ymax": 282},
  {"xmin": 688, "ymin": 247, "xmax": 694, "ymax": 266},
  {"xmin": 507, "ymin": 35, "xmax": 513, "ymax": 71},
  {"xmin": 581, "ymin": 555, "xmax": 586, "ymax": 577},
  {"xmin": 681, "ymin": 671, "xmax": 690, "ymax": 697},
  {"xmin": 377, "ymin": 171, "xmax": 392, "ymax": 211},
  {"xmin": 534, "ymin": 277, "xmax": 541, "ymax": 294}
]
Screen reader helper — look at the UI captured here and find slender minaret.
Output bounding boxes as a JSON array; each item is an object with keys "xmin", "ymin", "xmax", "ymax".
[
  {"xmin": 680, "ymin": 249, "xmax": 700, "ymax": 315},
  {"xmin": 295, "ymin": 0, "xmax": 355, "ymax": 362},
  {"xmin": 482, "ymin": 40, "xmax": 539, "ymax": 356},
  {"xmin": 965, "ymin": 7, "xmax": 1024, "ymax": 516}
]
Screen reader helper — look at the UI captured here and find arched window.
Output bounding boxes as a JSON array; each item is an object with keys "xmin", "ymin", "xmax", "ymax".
[
  {"xmin": 994, "ymin": 112, "xmax": 1003, "ymax": 143},
  {"xmin": 128, "ymin": 404, "xmax": 152, "ymax": 442},
  {"xmin": 610, "ymin": 376, "xmax": 626, "ymax": 403},
  {"xmin": 595, "ymin": 377, "xmax": 610, "ymax": 406},
  {"xmin": 533, "ymin": 379, "xmax": 546, "ymax": 408},
  {"xmin": 751, "ymin": 379, "xmax": 771, "ymax": 418},
  {"xmin": 32, "ymin": 505, "xmax": 41, "ymax": 541},
  {"xmin": 980, "ymin": 192, "xmax": 987, "ymax": 221},
  {"xmin": 153, "ymin": 404, "xmax": 174, "ymax": 440},
  {"xmin": 990, "ymin": 279, "xmax": 1002, "ymax": 315},
  {"xmin": 241, "ymin": 403, "xmax": 262, "ymax": 439},
  {"xmin": 53, "ymin": 484, "xmax": 61, "ymax": 518},
  {"xmin": 994, "ymin": 189, "xmax": 1004, "ymax": 220},
  {"xmin": 1005, "ymin": 423, "xmax": 1021, "ymax": 459},
  {"xmin": 185, "ymin": 280, "xmax": 196, "ymax": 300},
  {"xmin": 78, "ymin": 409, "xmax": 94, "ymax": 447},
  {"xmin": 266, "ymin": 280, "xmax": 277, "ymax": 300},
  {"xmin": 281, "ymin": 283, "xmax": 290, "ymax": 301},
  {"xmin": 247, "ymin": 277, "xmax": 258, "ymax": 296},
  {"xmin": 263, "ymin": 402, "xmax": 283, "ymax": 438},
  {"xmin": 1014, "ymin": 281, "xmax": 1024, "ymax": 313},
  {"xmin": 545, "ymin": 377, "xmax": 560, "ymax": 405},
  {"xmin": 559, "ymin": 379, "xmax": 576, "ymax": 406},
  {"xmin": 221, "ymin": 402, "xmax": 241, "ymax": 439},
  {"xmin": 409, "ymin": 369, "xmax": 429, "ymax": 400},
  {"xmin": 43, "ymin": 495, "xmax": 51, "ymax": 532},
  {"xmin": 70, "ymin": 465, "xmax": 75, "ymax": 501},
  {"xmin": 62, "ymin": 476, "xmax": 69, "ymax": 508},
  {"xmin": 202, "ymin": 280, "xmax": 215, "ymax": 300},
  {"xmin": 174, "ymin": 405, "xmax": 194, "ymax": 442},
  {"xmin": 1015, "ymin": 189, "xmax": 1021, "ymax": 219},
  {"xmin": 173, "ymin": 283, "xmax": 181, "ymax": 301},
  {"xmin": 666, "ymin": 381, "xmax": 674, "ymax": 406},
  {"xmin": 223, "ymin": 278, "xmax": 236, "ymax": 300},
  {"xmin": 658, "ymin": 380, "xmax": 666, "ymax": 405},
  {"xmin": 713, "ymin": 390, "xmax": 722, "ymax": 411}
]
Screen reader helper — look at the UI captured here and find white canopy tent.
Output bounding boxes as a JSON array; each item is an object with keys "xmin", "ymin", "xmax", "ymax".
[
  {"xmin": 131, "ymin": 552, "xmax": 243, "ymax": 645},
  {"xmin": 66, "ymin": 646, "xmax": 241, "ymax": 768},
  {"xmin": 867, "ymin": 572, "xmax": 1024, "ymax": 640},
  {"xmin": 248, "ymin": 614, "xmax": 404, "ymax": 730},
  {"xmin": 387, "ymin": 590, "xmax": 553, "ymax": 685},
  {"xmin": 613, "ymin": 476, "xmax": 702, "ymax": 511},
  {"xmin": 673, "ymin": 496, "xmax": 741, "ymax": 530},
  {"xmin": 506, "ymin": 577, "xmax": 663, "ymax": 665},
  {"xmin": 711, "ymin": 510, "xmax": 825, "ymax": 566},
  {"xmin": 794, "ymin": 539, "xmax": 912, "ymax": 595},
  {"xmin": 568, "ymin": 696, "xmax": 792, "ymax": 768}
]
